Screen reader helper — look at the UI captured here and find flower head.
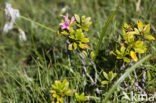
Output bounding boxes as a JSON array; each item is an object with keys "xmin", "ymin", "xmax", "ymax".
[
  {"xmin": 3, "ymin": 2, "xmax": 20, "ymax": 32},
  {"xmin": 18, "ymin": 29, "xmax": 27, "ymax": 41},
  {"xmin": 60, "ymin": 13, "xmax": 75, "ymax": 30}
]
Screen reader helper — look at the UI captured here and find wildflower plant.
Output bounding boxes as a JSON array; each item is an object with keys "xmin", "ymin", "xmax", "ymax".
[
  {"xmin": 58, "ymin": 13, "xmax": 101, "ymax": 98},
  {"xmin": 111, "ymin": 21, "xmax": 155, "ymax": 62},
  {"xmin": 101, "ymin": 71, "xmax": 117, "ymax": 85},
  {"xmin": 50, "ymin": 79, "xmax": 72, "ymax": 103},
  {"xmin": 75, "ymin": 93, "xmax": 87, "ymax": 103},
  {"xmin": 58, "ymin": 14, "xmax": 92, "ymax": 50},
  {"xmin": 0, "ymin": 0, "xmax": 155, "ymax": 103}
]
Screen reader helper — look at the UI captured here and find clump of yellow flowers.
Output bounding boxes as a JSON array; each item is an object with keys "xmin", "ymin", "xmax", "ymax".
[{"xmin": 111, "ymin": 21, "xmax": 155, "ymax": 62}]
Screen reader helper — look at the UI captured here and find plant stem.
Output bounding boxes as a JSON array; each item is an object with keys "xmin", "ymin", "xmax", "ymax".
[
  {"xmin": 138, "ymin": 53, "xmax": 146, "ymax": 88},
  {"xmin": 90, "ymin": 58, "xmax": 98, "ymax": 83},
  {"xmin": 95, "ymin": 0, "xmax": 122, "ymax": 57},
  {"xmin": 76, "ymin": 50, "xmax": 101, "ymax": 95},
  {"xmin": 20, "ymin": 15, "xmax": 56, "ymax": 32}
]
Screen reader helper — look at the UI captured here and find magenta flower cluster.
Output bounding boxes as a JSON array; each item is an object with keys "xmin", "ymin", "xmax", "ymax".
[{"xmin": 60, "ymin": 14, "xmax": 75, "ymax": 30}]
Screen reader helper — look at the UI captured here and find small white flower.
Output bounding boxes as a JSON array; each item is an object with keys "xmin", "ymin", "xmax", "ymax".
[
  {"xmin": 3, "ymin": 2, "xmax": 20, "ymax": 32},
  {"xmin": 18, "ymin": 29, "xmax": 27, "ymax": 41}
]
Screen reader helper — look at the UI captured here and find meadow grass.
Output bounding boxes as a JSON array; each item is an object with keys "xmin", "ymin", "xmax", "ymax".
[{"xmin": 0, "ymin": 0, "xmax": 156, "ymax": 102}]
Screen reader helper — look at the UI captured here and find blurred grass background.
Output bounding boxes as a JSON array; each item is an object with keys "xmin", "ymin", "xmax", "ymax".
[{"xmin": 0, "ymin": 0, "xmax": 156, "ymax": 102}]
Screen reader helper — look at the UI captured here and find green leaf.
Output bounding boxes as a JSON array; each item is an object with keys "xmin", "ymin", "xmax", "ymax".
[
  {"xmin": 103, "ymin": 72, "xmax": 109, "ymax": 80},
  {"xmin": 134, "ymin": 48, "xmax": 146, "ymax": 54},
  {"xmin": 120, "ymin": 46, "xmax": 126, "ymax": 54},
  {"xmin": 69, "ymin": 27, "xmax": 75, "ymax": 35},
  {"xmin": 116, "ymin": 49, "xmax": 121, "ymax": 55},
  {"xmin": 81, "ymin": 38, "xmax": 89, "ymax": 43},
  {"xmin": 134, "ymin": 46, "xmax": 147, "ymax": 53},
  {"xmin": 76, "ymin": 93, "xmax": 87, "ymax": 102},
  {"xmin": 73, "ymin": 42, "xmax": 77, "ymax": 49},
  {"xmin": 68, "ymin": 44, "xmax": 73, "ymax": 50},
  {"xmin": 134, "ymin": 28, "xmax": 140, "ymax": 35},
  {"xmin": 82, "ymin": 51, "xmax": 88, "ymax": 57},
  {"xmin": 117, "ymin": 56, "xmax": 123, "ymax": 59},
  {"xmin": 134, "ymin": 41, "xmax": 143, "ymax": 48},
  {"xmin": 122, "ymin": 29, "xmax": 126, "ymax": 36},
  {"xmin": 81, "ymin": 16, "xmax": 86, "ymax": 22},
  {"xmin": 144, "ymin": 24, "xmax": 150, "ymax": 34},
  {"xmin": 108, "ymin": 71, "xmax": 113, "ymax": 81},
  {"xmin": 74, "ymin": 14, "xmax": 80, "ymax": 23},
  {"xmin": 101, "ymin": 80, "xmax": 109, "ymax": 85},
  {"xmin": 75, "ymin": 29, "xmax": 83, "ymax": 40},
  {"xmin": 65, "ymin": 89, "xmax": 72, "ymax": 96},
  {"xmin": 70, "ymin": 21, "xmax": 76, "ymax": 27},
  {"xmin": 84, "ymin": 17, "xmax": 91, "ymax": 24},
  {"xmin": 137, "ymin": 21, "xmax": 144, "ymax": 31},
  {"xmin": 79, "ymin": 43, "xmax": 89, "ymax": 49},
  {"xmin": 130, "ymin": 51, "xmax": 138, "ymax": 61},
  {"xmin": 113, "ymin": 73, "xmax": 117, "ymax": 79},
  {"xmin": 90, "ymin": 51, "xmax": 96, "ymax": 60},
  {"xmin": 95, "ymin": 1, "xmax": 120, "ymax": 57},
  {"xmin": 123, "ymin": 57, "xmax": 130, "ymax": 63},
  {"xmin": 147, "ymin": 71, "xmax": 151, "ymax": 81},
  {"xmin": 124, "ymin": 23, "xmax": 130, "ymax": 29},
  {"xmin": 69, "ymin": 35, "xmax": 75, "ymax": 40},
  {"xmin": 128, "ymin": 32, "xmax": 134, "ymax": 43},
  {"xmin": 110, "ymin": 51, "xmax": 116, "ymax": 56},
  {"xmin": 144, "ymin": 35, "xmax": 155, "ymax": 40},
  {"xmin": 102, "ymin": 55, "xmax": 151, "ymax": 103},
  {"xmin": 82, "ymin": 26, "xmax": 89, "ymax": 31},
  {"xmin": 61, "ymin": 31, "xmax": 69, "ymax": 35}
]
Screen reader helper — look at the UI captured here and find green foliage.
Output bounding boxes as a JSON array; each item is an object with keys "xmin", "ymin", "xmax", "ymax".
[
  {"xmin": 76, "ymin": 15, "xmax": 92, "ymax": 31},
  {"xmin": 0, "ymin": 0, "xmax": 155, "ymax": 103},
  {"xmin": 50, "ymin": 80, "xmax": 88, "ymax": 103},
  {"xmin": 101, "ymin": 71, "xmax": 117, "ymax": 84},
  {"xmin": 75, "ymin": 93, "xmax": 87, "ymax": 103},
  {"xmin": 111, "ymin": 21, "xmax": 155, "ymax": 62},
  {"xmin": 102, "ymin": 55, "xmax": 151, "ymax": 102},
  {"xmin": 136, "ymin": 21, "xmax": 155, "ymax": 40},
  {"xmin": 50, "ymin": 79, "xmax": 72, "ymax": 103},
  {"xmin": 95, "ymin": 0, "xmax": 121, "ymax": 57},
  {"xmin": 58, "ymin": 14, "xmax": 92, "ymax": 50}
]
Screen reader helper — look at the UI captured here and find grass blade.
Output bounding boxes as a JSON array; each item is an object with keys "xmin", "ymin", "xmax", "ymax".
[
  {"xmin": 20, "ymin": 15, "xmax": 56, "ymax": 32},
  {"xmin": 102, "ymin": 55, "xmax": 151, "ymax": 102},
  {"xmin": 95, "ymin": 0, "xmax": 121, "ymax": 56}
]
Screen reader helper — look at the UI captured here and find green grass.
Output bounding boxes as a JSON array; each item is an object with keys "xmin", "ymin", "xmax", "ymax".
[{"xmin": 0, "ymin": 0, "xmax": 156, "ymax": 102}]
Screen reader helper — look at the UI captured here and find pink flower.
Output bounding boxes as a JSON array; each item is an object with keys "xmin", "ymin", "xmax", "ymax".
[{"xmin": 60, "ymin": 14, "xmax": 75, "ymax": 30}]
